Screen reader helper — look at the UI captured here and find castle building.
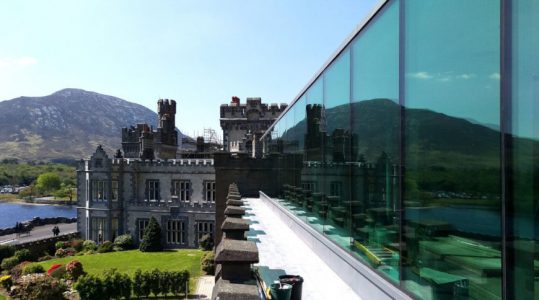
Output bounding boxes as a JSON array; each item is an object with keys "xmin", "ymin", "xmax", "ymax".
[
  {"xmin": 121, "ymin": 99, "xmax": 179, "ymax": 160},
  {"xmin": 220, "ymin": 96, "xmax": 287, "ymax": 157},
  {"xmin": 76, "ymin": 99, "xmax": 215, "ymax": 248}
]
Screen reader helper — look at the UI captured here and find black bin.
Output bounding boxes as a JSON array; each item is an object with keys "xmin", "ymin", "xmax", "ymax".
[{"xmin": 279, "ymin": 275, "xmax": 304, "ymax": 300}]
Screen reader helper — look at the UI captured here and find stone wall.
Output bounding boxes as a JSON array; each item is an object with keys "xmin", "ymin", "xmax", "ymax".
[
  {"xmin": 0, "ymin": 217, "xmax": 77, "ymax": 236},
  {"xmin": 14, "ymin": 232, "xmax": 81, "ymax": 258},
  {"xmin": 213, "ymin": 152, "xmax": 302, "ymax": 243}
]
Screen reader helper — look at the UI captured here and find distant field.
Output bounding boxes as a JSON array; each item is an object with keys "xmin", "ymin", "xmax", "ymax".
[{"xmin": 34, "ymin": 249, "xmax": 205, "ymax": 290}]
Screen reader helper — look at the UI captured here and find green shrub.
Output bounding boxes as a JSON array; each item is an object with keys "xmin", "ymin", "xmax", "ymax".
[
  {"xmin": 133, "ymin": 269, "xmax": 145, "ymax": 298},
  {"xmin": 0, "ymin": 245, "xmax": 14, "ymax": 265},
  {"xmin": 199, "ymin": 234, "xmax": 214, "ymax": 251},
  {"xmin": 14, "ymin": 249, "xmax": 33, "ymax": 262},
  {"xmin": 66, "ymin": 260, "xmax": 85, "ymax": 280},
  {"xmin": 97, "ymin": 241, "xmax": 114, "ymax": 253},
  {"xmin": 170, "ymin": 270, "xmax": 190, "ymax": 296},
  {"xmin": 160, "ymin": 271, "xmax": 172, "ymax": 295},
  {"xmin": 75, "ymin": 274, "xmax": 104, "ymax": 300},
  {"xmin": 22, "ymin": 264, "xmax": 45, "ymax": 275},
  {"xmin": 102, "ymin": 269, "xmax": 131, "ymax": 299},
  {"xmin": 55, "ymin": 241, "xmax": 69, "ymax": 250},
  {"xmin": 82, "ymin": 240, "xmax": 97, "ymax": 251},
  {"xmin": 201, "ymin": 251, "xmax": 215, "ymax": 275},
  {"xmin": 118, "ymin": 271, "xmax": 132, "ymax": 299},
  {"xmin": 139, "ymin": 217, "xmax": 163, "ymax": 252},
  {"xmin": 1, "ymin": 256, "xmax": 19, "ymax": 271},
  {"xmin": 113, "ymin": 234, "xmax": 134, "ymax": 251},
  {"xmin": 150, "ymin": 268, "xmax": 161, "ymax": 296},
  {"xmin": 12, "ymin": 274, "xmax": 67, "ymax": 300}
]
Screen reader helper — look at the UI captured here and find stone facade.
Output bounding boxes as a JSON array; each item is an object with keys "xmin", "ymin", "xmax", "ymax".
[
  {"xmin": 77, "ymin": 99, "xmax": 216, "ymax": 248},
  {"xmin": 220, "ymin": 96, "xmax": 286, "ymax": 157}
]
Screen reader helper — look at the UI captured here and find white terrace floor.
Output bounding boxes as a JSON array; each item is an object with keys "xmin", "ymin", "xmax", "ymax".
[{"xmin": 244, "ymin": 197, "xmax": 362, "ymax": 300}]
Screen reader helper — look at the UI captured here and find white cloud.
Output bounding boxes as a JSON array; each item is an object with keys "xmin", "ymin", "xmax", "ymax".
[
  {"xmin": 0, "ymin": 56, "xmax": 38, "ymax": 68},
  {"xmin": 457, "ymin": 73, "xmax": 476, "ymax": 80},
  {"xmin": 489, "ymin": 72, "xmax": 500, "ymax": 80},
  {"xmin": 409, "ymin": 71, "xmax": 432, "ymax": 79}
]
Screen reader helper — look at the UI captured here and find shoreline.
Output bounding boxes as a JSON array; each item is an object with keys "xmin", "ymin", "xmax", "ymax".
[{"xmin": 0, "ymin": 197, "xmax": 75, "ymax": 207}]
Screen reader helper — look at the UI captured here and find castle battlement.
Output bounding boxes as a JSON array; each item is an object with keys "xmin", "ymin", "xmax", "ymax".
[
  {"xmin": 157, "ymin": 98, "xmax": 176, "ymax": 114},
  {"xmin": 112, "ymin": 158, "xmax": 214, "ymax": 167}
]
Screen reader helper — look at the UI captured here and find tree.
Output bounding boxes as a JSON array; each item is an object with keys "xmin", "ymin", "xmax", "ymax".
[
  {"xmin": 139, "ymin": 217, "xmax": 163, "ymax": 252},
  {"xmin": 36, "ymin": 172, "xmax": 61, "ymax": 194}
]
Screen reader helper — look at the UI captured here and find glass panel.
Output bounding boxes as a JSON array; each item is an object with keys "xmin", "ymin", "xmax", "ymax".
[
  {"xmin": 299, "ymin": 78, "xmax": 325, "ymax": 235},
  {"xmin": 350, "ymin": 0, "xmax": 400, "ymax": 283},
  {"xmin": 321, "ymin": 49, "xmax": 352, "ymax": 250},
  {"xmin": 509, "ymin": 1, "xmax": 539, "ymax": 299},
  {"xmin": 404, "ymin": 1, "xmax": 501, "ymax": 299}
]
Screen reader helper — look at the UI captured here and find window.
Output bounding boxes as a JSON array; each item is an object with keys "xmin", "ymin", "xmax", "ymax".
[
  {"xmin": 91, "ymin": 180, "xmax": 107, "ymax": 201},
  {"xmin": 145, "ymin": 180, "xmax": 160, "ymax": 202},
  {"xmin": 111, "ymin": 180, "xmax": 118, "ymax": 201},
  {"xmin": 302, "ymin": 181, "xmax": 316, "ymax": 192},
  {"xmin": 330, "ymin": 181, "xmax": 342, "ymax": 198},
  {"xmin": 172, "ymin": 180, "xmax": 191, "ymax": 202},
  {"xmin": 197, "ymin": 221, "xmax": 214, "ymax": 241},
  {"xmin": 204, "ymin": 181, "xmax": 215, "ymax": 202},
  {"xmin": 137, "ymin": 219, "xmax": 149, "ymax": 241},
  {"xmin": 167, "ymin": 220, "xmax": 186, "ymax": 245},
  {"xmin": 91, "ymin": 217, "xmax": 107, "ymax": 243}
]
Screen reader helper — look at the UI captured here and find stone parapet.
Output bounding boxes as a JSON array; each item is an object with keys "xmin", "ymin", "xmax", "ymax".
[
  {"xmin": 211, "ymin": 278, "xmax": 258, "ymax": 300},
  {"xmin": 221, "ymin": 218, "xmax": 250, "ymax": 240},
  {"xmin": 224, "ymin": 206, "xmax": 246, "ymax": 218},
  {"xmin": 226, "ymin": 199, "xmax": 244, "ymax": 207}
]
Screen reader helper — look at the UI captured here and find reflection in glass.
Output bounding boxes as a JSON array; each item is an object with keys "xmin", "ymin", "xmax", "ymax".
[
  {"xmin": 350, "ymin": 0, "xmax": 400, "ymax": 283},
  {"xmin": 508, "ymin": 1, "xmax": 539, "ymax": 299},
  {"xmin": 404, "ymin": 1, "xmax": 501, "ymax": 299}
]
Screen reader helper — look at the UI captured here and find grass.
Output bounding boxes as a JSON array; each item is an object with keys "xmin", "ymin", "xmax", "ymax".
[
  {"xmin": 0, "ymin": 293, "xmax": 5, "ymax": 300},
  {"xmin": 34, "ymin": 249, "xmax": 205, "ymax": 291}
]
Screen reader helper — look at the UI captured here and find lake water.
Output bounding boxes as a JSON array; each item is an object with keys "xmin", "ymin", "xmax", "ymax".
[{"xmin": 0, "ymin": 202, "xmax": 76, "ymax": 229}]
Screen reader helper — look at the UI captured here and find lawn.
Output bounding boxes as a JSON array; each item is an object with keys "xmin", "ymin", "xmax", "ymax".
[
  {"xmin": 34, "ymin": 249, "xmax": 205, "ymax": 291},
  {"xmin": 0, "ymin": 293, "xmax": 5, "ymax": 300}
]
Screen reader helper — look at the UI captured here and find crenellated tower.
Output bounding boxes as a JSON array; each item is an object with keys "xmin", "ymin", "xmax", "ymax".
[{"xmin": 121, "ymin": 99, "xmax": 178, "ymax": 160}]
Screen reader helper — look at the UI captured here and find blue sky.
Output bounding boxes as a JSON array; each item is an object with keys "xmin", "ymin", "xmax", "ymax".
[{"xmin": 0, "ymin": 0, "xmax": 379, "ymax": 138}]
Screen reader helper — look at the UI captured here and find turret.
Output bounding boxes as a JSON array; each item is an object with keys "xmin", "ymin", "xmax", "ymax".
[{"xmin": 157, "ymin": 99, "xmax": 176, "ymax": 134}]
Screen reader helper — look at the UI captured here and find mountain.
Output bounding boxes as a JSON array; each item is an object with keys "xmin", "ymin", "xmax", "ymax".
[
  {"xmin": 0, "ymin": 88, "xmax": 186, "ymax": 162},
  {"xmin": 283, "ymin": 98, "xmax": 509, "ymax": 164}
]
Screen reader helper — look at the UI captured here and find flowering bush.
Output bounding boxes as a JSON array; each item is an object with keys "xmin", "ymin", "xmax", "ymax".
[
  {"xmin": 55, "ymin": 247, "xmax": 75, "ymax": 258},
  {"xmin": 10, "ymin": 261, "xmax": 31, "ymax": 279},
  {"xmin": 0, "ymin": 275, "xmax": 12, "ymax": 290},
  {"xmin": 66, "ymin": 260, "xmax": 85, "ymax": 280},
  {"xmin": 47, "ymin": 264, "xmax": 66, "ymax": 279},
  {"xmin": 13, "ymin": 274, "xmax": 67, "ymax": 300},
  {"xmin": 82, "ymin": 240, "xmax": 97, "ymax": 251}
]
